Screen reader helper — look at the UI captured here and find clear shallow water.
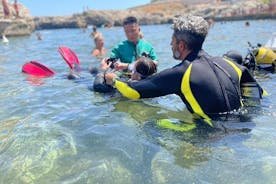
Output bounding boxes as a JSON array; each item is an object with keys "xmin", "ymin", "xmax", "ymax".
[{"xmin": 0, "ymin": 20, "xmax": 276, "ymax": 183}]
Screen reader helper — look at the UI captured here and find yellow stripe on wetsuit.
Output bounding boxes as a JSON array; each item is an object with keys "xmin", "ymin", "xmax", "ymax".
[
  {"xmin": 114, "ymin": 80, "xmax": 140, "ymax": 99},
  {"xmin": 224, "ymin": 58, "xmax": 268, "ymax": 96},
  {"xmin": 181, "ymin": 64, "xmax": 212, "ymax": 126},
  {"xmin": 223, "ymin": 58, "xmax": 244, "ymax": 105},
  {"xmin": 223, "ymin": 58, "xmax": 242, "ymax": 80}
]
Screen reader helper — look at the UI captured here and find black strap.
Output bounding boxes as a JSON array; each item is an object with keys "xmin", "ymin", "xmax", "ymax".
[
  {"xmin": 213, "ymin": 62, "xmax": 241, "ymax": 100},
  {"xmin": 202, "ymin": 56, "xmax": 232, "ymax": 112}
]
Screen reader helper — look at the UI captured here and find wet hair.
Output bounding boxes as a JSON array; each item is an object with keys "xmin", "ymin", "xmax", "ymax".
[
  {"xmin": 134, "ymin": 56, "xmax": 157, "ymax": 79},
  {"xmin": 123, "ymin": 16, "xmax": 138, "ymax": 26},
  {"xmin": 172, "ymin": 15, "xmax": 209, "ymax": 51}
]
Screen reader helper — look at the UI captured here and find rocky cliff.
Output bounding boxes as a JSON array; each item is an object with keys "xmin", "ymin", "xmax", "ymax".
[
  {"xmin": 0, "ymin": 1, "xmax": 34, "ymax": 36},
  {"xmin": 1, "ymin": 0, "xmax": 275, "ymax": 35},
  {"xmin": 34, "ymin": 0, "xmax": 276, "ymax": 30}
]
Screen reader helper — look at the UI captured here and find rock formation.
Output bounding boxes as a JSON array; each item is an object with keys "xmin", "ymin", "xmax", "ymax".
[
  {"xmin": 34, "ymin": 0, "xmax": 275, "ymax": 30},
  {"xmin": 0, "ymin": 1, "xmax": 34, "ymax": 36},
  {"xmin": 1, "ymin": 0, "xmax": 275, "ymax": 35}
]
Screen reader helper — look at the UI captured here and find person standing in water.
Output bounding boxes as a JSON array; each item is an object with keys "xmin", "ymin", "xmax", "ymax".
[
  {"xmin": 90, "ymin": 26, "xmax": 100, "ymax": 38},
  {"xmin": 91, "ymin": 33, "xmax": 106, "ymax": 59},
  {"xmin": 36, "ymin": 32, "xmax": 42, "ymax": 40}
]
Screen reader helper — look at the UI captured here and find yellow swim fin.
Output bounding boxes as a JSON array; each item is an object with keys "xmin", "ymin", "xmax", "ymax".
[{"xmin": 156, "ymin": 119, "xmax": 196, "ymax": 132}]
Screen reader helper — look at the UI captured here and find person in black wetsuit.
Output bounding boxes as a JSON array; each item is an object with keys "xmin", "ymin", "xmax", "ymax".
[{"xmin": 104, "ymin": 15, "xmax": 264, "ymax": 124}]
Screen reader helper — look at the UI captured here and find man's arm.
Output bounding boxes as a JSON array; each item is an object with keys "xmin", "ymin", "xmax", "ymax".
[{"xmin": 105, "ymin": 68, "xmax": 181, "ymax": 99}]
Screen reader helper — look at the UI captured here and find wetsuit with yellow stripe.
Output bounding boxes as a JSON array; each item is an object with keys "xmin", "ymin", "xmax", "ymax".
[{"xmin": 114, "ymin": 50, "xmax": 262, "ymax": 119}]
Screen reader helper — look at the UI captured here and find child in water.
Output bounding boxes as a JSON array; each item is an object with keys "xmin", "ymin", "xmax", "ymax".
[{"xmin": 93, "ymin": 56, "xmax": 157, "ymax": 93}]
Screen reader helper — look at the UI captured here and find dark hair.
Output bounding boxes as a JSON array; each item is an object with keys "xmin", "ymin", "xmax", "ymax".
[
  {"xmin": 93, "ymin": 26, "xmax": 97, "ymax": 32},
  {"xmin": 135, "ymin": 57, "xmax": 157, "ymax": 79},
  {"xmin": 123, "ymin": 16, "xmax": 138, "ymax": 25},
  {"xmin": 172, "ymin": 15, "xmax": 209, "ymax": 52},
  {"xmin": 174, "ymin": 30, "xmax": 205, "ymax": 51}
]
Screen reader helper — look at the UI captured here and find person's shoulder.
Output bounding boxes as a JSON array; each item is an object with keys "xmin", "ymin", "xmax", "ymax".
[
  {"xmin": 138, "ymin": 39, "xmax": 154, "ymax": 48},
  {"xmin": 92, "ymin": 49, "xmax": 100, "ymax": 56},
  {"xmin": 213, "ymin": 54, "xmax": 247, "ymax": 71},
  {"xmin": 113, "ymin": 40, "xmax": 129, "ymax": 48},
  {"xmin": 121, "ymin": 40, "xmax": 130, "ymax": 45},
  {"xmin": 92, "ymin": 32, "xmax": 101, "ymax": 38},
  {"xmin": 139, "ymin": 39, "xmax": 152, "ymax": 45}
]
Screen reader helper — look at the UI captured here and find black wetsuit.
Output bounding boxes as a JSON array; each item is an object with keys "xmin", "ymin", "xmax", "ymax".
[{"xmin": 114, "ymin": 50, "xmax": 262, "ymax": 119}]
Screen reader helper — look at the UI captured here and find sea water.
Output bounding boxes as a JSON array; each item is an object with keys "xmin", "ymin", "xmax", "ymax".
[{"xmin": 0, "ymin": 20, "xmax": 276, "ymax": 183}]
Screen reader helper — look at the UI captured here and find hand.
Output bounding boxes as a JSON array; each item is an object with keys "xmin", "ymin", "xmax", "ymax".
[
  {"xmin": 105, "ymin": 72, "xmax": 118, "ymax": 86},
  {"xmin": 114, "ymin": 61, "xmax": 128, "ymax": 71}
]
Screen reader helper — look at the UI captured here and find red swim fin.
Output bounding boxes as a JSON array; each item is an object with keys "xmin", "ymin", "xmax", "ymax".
[
  {"xmin": 22, "ymin": 61, "xmax": 55, "ymax": 77},
  {"xmin": 58, "ymin": 46, "xmax": 80, "ymax": 69}
]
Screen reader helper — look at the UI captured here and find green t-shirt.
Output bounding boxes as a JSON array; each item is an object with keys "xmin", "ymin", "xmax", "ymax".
[{"xmin": 110, "ymin": 39, "xmax": 158, "ymax": 63}]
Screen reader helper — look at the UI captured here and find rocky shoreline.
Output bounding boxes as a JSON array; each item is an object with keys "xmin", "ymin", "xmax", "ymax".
[
  {"xmin": 0, "ymin": 1, "xmax": 34, "ymax": 36},
  {"xmin": 1, "ymin": 0, "xmax": 275, "ymax": 36}
]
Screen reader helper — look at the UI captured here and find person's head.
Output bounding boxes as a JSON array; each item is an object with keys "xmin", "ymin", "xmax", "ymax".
[
  {"xmin": 93, "ymin": 26, "xmax": 97, "ymax": 32},
  {"xmin": 123, "ymin": 16, "xmax": 140, "ymax": 43},
  {"xmin": 131, "ymin": 56, "xmax": 157, "ymax": 81},
  {"xmin": 36, "ymin": 32, "xmax": 42, "ymax": 40},
  {"xmin": 94, "ymin": 33, "xmax": 104, "ymax": 48},
  {"xmin": 171, "ymin": 15, "xmax": 209, "ymax": 60}
]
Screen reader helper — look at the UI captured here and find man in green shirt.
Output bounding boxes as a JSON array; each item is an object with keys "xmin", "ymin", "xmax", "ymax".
[
  {"xmin": 101, "ymin": 16, "xmax": 158, "ymax": 71},
  {"xmin": 94, "ymin": 16, "xmax": 158, "ymax": 93}
]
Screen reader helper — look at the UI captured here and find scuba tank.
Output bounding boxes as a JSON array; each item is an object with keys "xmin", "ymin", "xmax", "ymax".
[
  {"xmin": 254, "ymin": 46, "xmax": 276, "ymax": 65},
  {"xmin": 243, "ymin": 42, "xmax": 276, "ymax": 72}
]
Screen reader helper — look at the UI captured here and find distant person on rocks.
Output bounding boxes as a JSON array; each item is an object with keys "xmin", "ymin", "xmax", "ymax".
[
  {"xmin": 13, "ymin": 0, "xmax": 19, "ymax": 18},
  {"xmin": 2, "ymin": 0, "xmax": 10, "ymax": 18},
  {"xmin": 207, "ymin": 18, "xmax": 214, "ymax": 27}
]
